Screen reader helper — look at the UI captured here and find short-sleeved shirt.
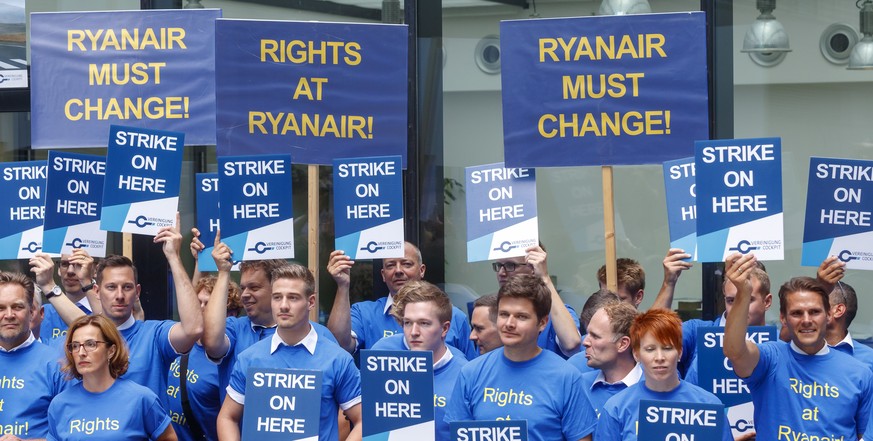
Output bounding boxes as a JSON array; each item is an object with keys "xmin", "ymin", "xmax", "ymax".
[
  {"xmin": 537, "ymin": 304, "xmax": 582, "ymax": 359},
  {"xmin": 581, "ymin": 363, "xmax": 643, "ymax": 417},
  {"xmin": 166, "ymin": 343, "xmax": 221, "ymax": 441},
  {"xmin": 41, "ymin": 299, "xmax": 92, "ymax": 346},
  {"xmin": 0, "ymin": 335, "xmax": 67, "ymax": 438},
  {"xmin": 119, "ymin": 318, "xmax": 180, "ymax": 408}
]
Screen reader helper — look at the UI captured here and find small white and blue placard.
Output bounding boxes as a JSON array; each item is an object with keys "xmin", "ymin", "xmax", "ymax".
[
  {"xmin": 465, "ymin": 163, "xmax": 538, "ymax": 262},
  {"xmin": 0, "ymin": 161, "xmax": 48, "ymax": 259},
  {"xmin": 195, "ymin": 173, "xmax": 239, "ymax": 272},
  {"xmin": 450, "ymin": 420, "xmax": 528, "ymax": 441},
  {"xmin": 333, "ymin": 156, "xmax": 404, "ymax": 260},
  {"xmin": 802, "ymin": 157, "xmax": 873, "ymax": 269},
  {"xmin": 241, "ymin": 367, "xmax": 322, "ymax": 441},
  {"xmin": 218, "ymin": 154, "xmax": 294, "ymax": 262},
  {"xmin": 697, "ymin": 326, "xmax": 776, "ymax": 439},
  {"xmin": 361, "ymin": 350, "xmax": 434, "ymax": 440},
  {"xmin": 695, "ymin": 138, "xmax": 783, "ymax": 262},
  {"xmin": 663, "ymin": 157, "xmax": 697, "ymax": 260},
  {"xmin": 43, "ymin": 151, "xmax": 107, "ymax": 256},
  {"xmin": 637, "ymin": 399, "xmax": 725, "ymax": 441},
  {"xmin": 100, "ymin": 125, "xmax": 184, "ymax": 236}
]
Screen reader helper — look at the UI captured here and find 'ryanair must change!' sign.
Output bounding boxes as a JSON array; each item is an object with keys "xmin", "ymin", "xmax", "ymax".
[
  {"xmin": 465, "ymin": 163, "xmax": 538, "ymax": 262},
  {"xmin": 0, "ymin": 161, "xmax": 47, "ymax": 259},
  {"xmin": 29, "ymin": 9, "xmax": 220, "ymax": 148},
  {"xmin": 215, "ymin": 19, "xmax": 408, "ymax": 165},
  {"xmin": 361, "ymin": 350, "xmax": 434, "ymax": 440},
  {"xmin": 333, "ymin": 156, "xmax": 404, "ymax": 260},
  {"xmin": 695, "ymin": 138, "xmax": 783, "ymax": 262},
  {"xmin": 101, "ymin": 125, "xmax": 184, "ymax": 236},
  {"xmin": 500, "ymin": 12, "xmax": 708, "ymax": 167},
  {"xmin": 802, "ymin": 157, "xmax": 873, "ymax": 270},
  {"xmin": 218, "ymin": 154, "xmax": 294, "ymax": 263},
  {"xmin": 43, "ymin": 151, "xmax": 107, "ymax": 256}
]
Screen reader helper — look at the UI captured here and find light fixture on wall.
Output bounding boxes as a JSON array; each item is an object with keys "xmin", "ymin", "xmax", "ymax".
[
  {"xmin": 597, "ymin": 0, "xmax": 651, "ymax": 16},
  {"xmin": 848, "ymin": 0, "xmax": 873, "ymax": 69},
  {"xmin": 741, "ymin": 0, "xmax": 791, "ymax": 67}
]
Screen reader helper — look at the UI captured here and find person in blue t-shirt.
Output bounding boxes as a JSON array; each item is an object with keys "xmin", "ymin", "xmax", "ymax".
[
  {"xmin": 49, "ymin": 314, "xmax": 174, "ymax": 441},
  {"xmin": 469, "ymin": 294, "xmax": 502, "ymax": 356},
  {"xmin": 372, "ymin": 280, "xmax": 468, "ymax": 441},
  {"xmin": 326, "ymin": 241, "xmax": 476, "ymax": 358},
  {"xmin": 595, "ymin": 308, "xmax": 732, "ymax": 441},
  {"xmin": 596, "ymin": 257, "xmax": 647, "ymax": 308},
  {"xmin": 0, "ymin": 272, "xmax": 67, "ymax": 440},
  {"xmin": 490, "ymin": 244, "xmax": 582, "ymax": 359},
  {"xmin": 570, "ymin": 289, "xmax": 623, "ymax": 375},
  {"xmin": 217, "ymin": 264, "xmax": 362, "ymax": 441},
  {"xmin": 816, "ymin": 257, "xmax": 873, "ymax": 371},
  {"xmin": 32, "ymin": 215, "xmax": 204, "ymax": 408},
  {"xmin": 445, "ymin": 274, "xmax": 597, "ymax": 441},
  {"xmin": 724, "ymin": 253, "xmax": 873, "ymax": 441}
]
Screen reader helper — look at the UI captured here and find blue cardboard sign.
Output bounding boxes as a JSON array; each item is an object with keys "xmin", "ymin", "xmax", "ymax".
[
  {"xmin": 333, "ymin": 156, "xmax": 404, "ymax": 260},
  {"xmin": 637, "ymin": 399, "xmax": 725, "ymax": 441},
  {"xmin": 0, "ymin": 161, "xmax": 48, "ymax": 259},
  {"xmin": 43, "ymin": 152, "xmax": 107, "ymax": 256},
  {"xmin": 499, "ymin": 12, "xmax": 708, "ymax": 167},
  {"xmin": 802, "ymin": 157, "xmax": 873, "ymax": 269},
  {"xmin": 101, "ymin": 125, "xmax": 184, "ymax": 236},
  {"xmin": 663, "ymin": 157, "xmax": 697, "ymax": 260},
  {"xmin": 361, "ymin": 350, "xmax": 434, "ymax": 440},
  {"xmin": 241, "ymin": 367, "xmax": 322, "ymax": 441},
  {"xmin": 449, "ymin": 420, "xmax": 528, "ymax": 441},
  {"xmin": 30, "ymin": 9, "xmax": 220, "ymax": 148},
  {"xmin": 696, "ymin": 326, "xmax": 776, "ymax": 439},
  {"xmin": 695, "ymin": 138, "xmax": 783, "ymax": 262},
  {"xmin": 195, "ymin": 173, "xmax": 239, "ymax": 272},
  {"xmin": 215, "ymin": 19, "xmax": 408, "ymax": 165},
  {"xmin": 465, "ymin": 163, "xmax": 538, "ymax": 262},
  {"xmin": 218, "ymin": 155, "xmax": 294, "ymax": 262}
]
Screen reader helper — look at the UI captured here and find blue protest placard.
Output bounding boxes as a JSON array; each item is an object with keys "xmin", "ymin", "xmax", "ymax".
[
  {"xmin": 100, "ymin": 125, "xmax": 184, "ymax": 236},
  {"xmin": 449, "ymin": 420, "xmax": 528, "ymax": 441},
  {"xmin": 215, "ymin": 19, "xmax": 408, "ymax": 165},
  {"xmin": 499, "ymin": 12, "xmax": 708, "ymax": 167},
  {"xmin": 30, "ymin": 9, "xmax": 220, "ymax": 148},
  {"xmin": 43, "ymin": 152, "xmax": 107, "ymax": 256},
  {"xmin": 241, "ymin": 367, "xmax": 322, "ymax": 441},
  {"xmin": 195, "ymin": 173, "xmax": 239, "ymax": 272},
  {"xmin": 695, "ymin": 138, "xmax": 783, "ymax": 262},
  {"xmin": 465, "ymin": 163, "xmax": 538, "ymax": 262},
  {"xmin": 663, "ymin": 157, "xmax": 697, "ymax": 260},
  {"xmin": 637, "ymin": 399, "xmax": 725, "ymax": 441},
  {"xmin": 802, "ymin": 157, "xmax": 873, "ymax": 269},
  {"xmin": 696, "ymin": 326, "xmax": 776, "ymax": 439},
  {"xmin": 219, "ymin": 155, "xmax": 294, "ymax": 262},
  {"xmin": 361, "ymin": 350, "xmax": 434, "ymax": 440},
  {"xmin": 333, "ymin": 156, "xmax": 404, "ymax": 260},
  {"xmin": 0, "ymin": 161, "xmax": 48, "ymax": 259}
]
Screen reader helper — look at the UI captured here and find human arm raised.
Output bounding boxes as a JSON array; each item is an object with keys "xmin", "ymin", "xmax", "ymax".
[
  {"xmin": 29, "ymin": 253, "xmax": 86, "ymax": 325},
  {"xmin": 816, "ymin": 255, "xmax": 845, "ymax": 295},
  {"xmin": 650, "ymin": 248, "xmax": 693, "ymax": 310},
  {"xmin": 326, "ymin": 250, "xmax": 358, "ymax": 353},
  {"xmin": 202, "ymin": 231, "xmax": 232, "ymax": 360},
  {"xmin": 527, "ymin": 245, "xmax": 581, "ymax": 354},
  {"xmin": 156, "ymin": 213, "xmax": 203, "ymax": 354},
  {"xmin": 722, "ymin": 252, "xmax": 760, "ymax": 379}
]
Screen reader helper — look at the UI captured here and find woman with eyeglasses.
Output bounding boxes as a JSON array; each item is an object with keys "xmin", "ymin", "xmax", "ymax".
[{"xmin": 47, "ymin": 314, "xmax": 177, "ymax": 441}]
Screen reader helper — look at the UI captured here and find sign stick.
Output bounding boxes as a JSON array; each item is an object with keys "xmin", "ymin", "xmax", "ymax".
[
  {"xmin": 123, "ymin": 232, "xmax": 133, "ymax": 260},
  {"xmin": 601, "ymin": 166, "xmax": 617, "ymax": 292},
  {"xmin": 308, "ymin": 164, "xmax": 320, "ymax": 321}
]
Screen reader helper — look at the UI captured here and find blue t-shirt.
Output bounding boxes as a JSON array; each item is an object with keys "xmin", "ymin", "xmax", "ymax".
[
  {"xmin": 595, "ymin": 380, "xmax": 732, "ymax": 441},
  {"xmin": 581, "ymin": 365, "xmax": 642, "ymax": 418},
  {"xmin": 351, "ymin": 296, "xmax": 477, "ymax": 359},
  {"xmin": 120, "ymin": 320, "xmax": 179, "ymax": 408},
  {"xmin": 166, "ymin": 344, "xmax": 220, "ymax": 441},
  {"xmin": 537, "ymin": 304, "xmax": 581, "ymax": 359},
  {"xmin": 0, "ymin": 339, "xmax": 67, "ymax": 438},
  {"xmin": 679, "ymin": 317, "xmax": 720, "ymax": 378},
  {"xmin": 832, "ymin": 338, "xmax": 873, "ymax": 372},
  {"xmin": 227, "ymin": 329, "xmax": 361, "ymax": 441},
  {"xmin": 744, "ymin": 341, "xmax": 873, "ymax": 440},
  {"xmin": 40, "ymin": 301, "xmax": 92, "ymax": 346},
  {"xmin": 47, "ymin": 378, "xmax": 172, "ymax": 441},
  {"xmin": 445, "ymin": 348, "xmax": 597, "ymax": 441}
]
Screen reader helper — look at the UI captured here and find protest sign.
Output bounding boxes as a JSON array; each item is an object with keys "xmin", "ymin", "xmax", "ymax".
[
  {"xmin": 241, "ymin": 368, "xmax": 322, "ymax": 441},
  {"xmin": 361, "ymin": 350, "xmax": 434, "ymax": 440},
  {"xmin": 449, "ymin": 420, "xmax": 528, "ymax": 441},
  {"xmin": 663, "ymin": 157, "xmax": 696, "ymax": 259},
  {"xmin": 465, "ymin": 163, "xmax": 538, "ymax": 262},
  {"xmin": 333, "ymin": 156, "xmax": 404, "ymax": 260},
  {"xmin": 0, "ymin": 161, "xmax": 47, "ymax": 259},
  {"xmin": 30, "ymin": 9, "xmax": 220, "ymax": 147},
  {"xmin": 695, "ymin": 138, "xmax": 783, "ymax": 262},
  {"xmin": 637, "ymin": 399, "xmax": 725, "ymax": 441},
  {"xmin": 43, "ymin": 151, "xmax": 107, "ymax": 256}
]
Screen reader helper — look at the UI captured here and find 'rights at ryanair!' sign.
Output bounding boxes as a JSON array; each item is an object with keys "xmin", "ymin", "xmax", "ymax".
[
  {"xmin": 663, "ymin": 157, "xmax": 697, "ymax": 260},
  {"xmin": 465, "ymin": 163, "xmax": 538, "ymax": 262},
  {"xmin": 333, "ymin": 156, "xmax": 404, "ymax": 260},
  {"xmin": 500, "ymin": 12, "xmax": 707, "ymax": 167},
  {"xmin": 30, "ymin": 9, "xmax": 220, "ymax": 148},
  {"xmin": 802, "ymin": 157, "xmax": 873, "ymax": 270},
  {"xmin": 242, "ymin": 368, "xmax": 322, "ymax": 441},
  {"xmin": 0, "ymin": 161, "xmax": 47, "ymax": 259},
  {"xmin": 215, "ymin": 19, "xmax": 408, "ymax": 165},
  {"xmin": 101, "ymin": 125, "xmax": 184, "ymax": 236},
  {"xmin": 43, "ymin": 151, "xmax": 107, "ymax": 256},
  {"xmin": 361, "ymin": 350, "xmax": 434, "ymax": 440}
]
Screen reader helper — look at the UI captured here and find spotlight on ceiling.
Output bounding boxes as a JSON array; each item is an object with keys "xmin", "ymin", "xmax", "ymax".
[
  {"xmin": 597, "ymin": 0, "xmax": 651, "ymax": 16},
  {"xmin": 742, "ymin": 0, "xmax": 791, "ymax": 67},
  {"xmin": 848, "ymin": 0, "xmax": 873, "ymax": 70}
]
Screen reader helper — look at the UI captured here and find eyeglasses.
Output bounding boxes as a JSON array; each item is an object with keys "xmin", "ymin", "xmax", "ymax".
[
  {"xmin": 492, "ymin": 262, "xmax": 519, "ymax": 273},
  {"xmin": 67, "ymin": 340, "xmax": 108, "ymax": 353}
]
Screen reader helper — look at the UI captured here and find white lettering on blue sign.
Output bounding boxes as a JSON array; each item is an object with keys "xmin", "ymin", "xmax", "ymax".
[
  {"xmin": 456, "ymin": 427, "xmax": 524, "ymax": 441},
  {"xmin": 223, "ymin": 160, "xmax": 286, "ymax": 176},
  {"xmin": 365, "ymin": 355, "xmax": 428, "ymax": 372},
  {"xmin": 470, "ymin": 167, "xmax": 530, "ymax": 184},
  {"xmin": 700, "ymin": 144, "xmax": 774, "ymax": 163},
  {"xmin": 52, "ymin": 157, "xmax": 105, "ymax": 175},
  {"xmin": 114, "ymin": 130, "xmax": 179, "ymax": 151},
  {"xmin": 816, "ymin": 163, "xmax": 873, "ymax": 181},
  {"xmin": 645, "ymin": 406, "xmax": 718, "ymax": 426},
  {"xmin": 3, "ymin": 165, "xmax": 47, "ymax": 181},
  {"xmin": 251, "ymin": 371, "xmax": 317, "ymax": 389},
  {"xmin": 337, "ymin": 162, "xmax": 396, "ymax": 177}
]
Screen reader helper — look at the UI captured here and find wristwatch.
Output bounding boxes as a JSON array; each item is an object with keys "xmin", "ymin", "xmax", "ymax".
[
  {"xmin": 37, "ymin": 284, "xmax": 64, "ymax": 299},
  {"xmin": 82, "ymin": 279, "xmax": 97, "ymax": 292}
]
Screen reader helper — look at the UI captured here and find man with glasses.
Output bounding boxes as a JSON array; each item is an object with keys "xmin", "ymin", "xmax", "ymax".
[
  {"xmin": 491, "ymin": 244, "xmax": 581, "ymax": 358},
  {"xmin": 816, "ymin": 256, "xmax": 873, "ymax": 370}
]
